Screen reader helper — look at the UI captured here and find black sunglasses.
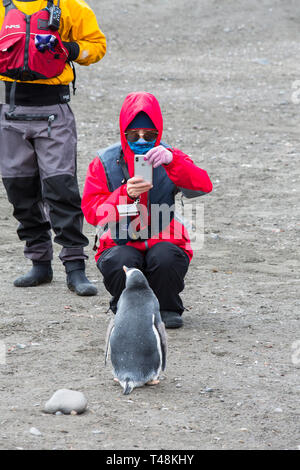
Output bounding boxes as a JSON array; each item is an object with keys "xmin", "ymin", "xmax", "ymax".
[{"xmin": 125, "ymin": 129, "xmax": 158, "ymax": 143}]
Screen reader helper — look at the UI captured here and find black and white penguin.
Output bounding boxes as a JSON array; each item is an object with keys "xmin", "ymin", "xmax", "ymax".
[{"xmin": 105, "ymin": 266, "xmax": 167, "ymax": 395}]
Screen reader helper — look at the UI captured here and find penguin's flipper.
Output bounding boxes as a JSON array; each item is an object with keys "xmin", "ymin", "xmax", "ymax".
[
  {"xmin": 156, "ymin": 321, "xmax": 167, "ymax": 371},
  {"xmin": 104, "ymin": 318, "xmax": 115, "ymax": 365}
]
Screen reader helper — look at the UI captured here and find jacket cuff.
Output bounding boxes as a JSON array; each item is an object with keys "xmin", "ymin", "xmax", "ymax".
[
  {"xmin": 163, "ymin": 148, "xmax": 180, "ymax": 169},
  {"xmin": 62, "ymin": 41, "xmax": 80, "ymax": 61},
  {"xmin": 120, "ymin": 184, "xmax": 136, "ymax": 203}
]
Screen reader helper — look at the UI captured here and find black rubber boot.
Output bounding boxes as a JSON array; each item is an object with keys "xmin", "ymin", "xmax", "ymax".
[
  {"xmin": 160, "ymin": 311, "xmax": 183, "ymax": 329},
  {"xmin": 65, "ymin": 260, "xmax": 98, "ymax": 296},
  {"xmin": 14, "ymin": 261, "xmax": 53, "ymax": 287}
]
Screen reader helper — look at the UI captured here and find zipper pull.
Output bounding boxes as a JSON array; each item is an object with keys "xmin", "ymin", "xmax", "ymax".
[{"xmin": 47, "ymin": 114, "xmax": 55, "ymax": 137}]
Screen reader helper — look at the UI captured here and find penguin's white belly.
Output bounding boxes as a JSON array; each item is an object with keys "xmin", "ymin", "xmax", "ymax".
[{"xmin": 152, "ymin": 314, "xmax": 162, "ymax": 379}]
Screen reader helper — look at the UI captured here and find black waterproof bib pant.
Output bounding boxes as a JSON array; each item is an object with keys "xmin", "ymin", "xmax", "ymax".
[
  {"xmin": 0, "ymin": 83, "xmax": 88, "ymax": 263},
  {"xmin": 97, "ymin": 242, "xmax": 190, "ymax": 315}
]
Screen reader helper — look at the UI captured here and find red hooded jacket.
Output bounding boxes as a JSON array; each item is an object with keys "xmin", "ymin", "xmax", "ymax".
[{"xmin": 82, "ymin": 92, "xmax": 213, "ymax": 262}]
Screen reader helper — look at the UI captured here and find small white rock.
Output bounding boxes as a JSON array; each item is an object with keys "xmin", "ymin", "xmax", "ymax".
[
  {"xmin": 44, "ymin": 389, "xmax": 88, "ymax": 415},
  {"xmin": 30, "ymin": 427, "xmax": 42, "ymax": 436}
]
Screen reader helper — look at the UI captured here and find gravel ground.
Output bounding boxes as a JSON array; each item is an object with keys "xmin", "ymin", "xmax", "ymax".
[{"xmin": 0, "ymin": 0, "xmax": 299, "ymax": 450}]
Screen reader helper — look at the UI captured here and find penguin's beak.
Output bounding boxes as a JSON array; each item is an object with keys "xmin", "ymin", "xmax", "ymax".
[{"xmin": 123, "ymin": 265, "xmax": 128, "ymax": 273}]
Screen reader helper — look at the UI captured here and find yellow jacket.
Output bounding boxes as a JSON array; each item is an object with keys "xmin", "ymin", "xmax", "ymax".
[{"xmin": 0, "ymin": 0, "xmax": 106, "ymax": 85}]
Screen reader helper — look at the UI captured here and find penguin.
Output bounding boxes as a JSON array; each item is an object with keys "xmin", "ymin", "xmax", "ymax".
[{"xmin": 105, "ymin": 266, "xmax": 167, "ymax": 395}]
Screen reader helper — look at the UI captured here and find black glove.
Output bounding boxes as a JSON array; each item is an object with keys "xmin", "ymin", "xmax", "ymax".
[{"xmin": 62, "ymin": 41, "xmax": 80, "ymax": 61}]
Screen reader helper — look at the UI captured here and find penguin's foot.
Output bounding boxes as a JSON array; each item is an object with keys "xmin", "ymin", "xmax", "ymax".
[
  {"xmin": 113, "ymin": 377, "xmax": 119, "ymax": 383},
  {"xmin": 146, "ymin": 379, "xmax": 160, "ymax": 386}
]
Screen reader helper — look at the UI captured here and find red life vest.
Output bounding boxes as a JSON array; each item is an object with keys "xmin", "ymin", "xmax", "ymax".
[{"xmin": 0, "ymin": 0, "xmax": 68, "ymax": 81}]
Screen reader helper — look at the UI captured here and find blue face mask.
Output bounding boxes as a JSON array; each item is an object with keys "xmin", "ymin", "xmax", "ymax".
[{"xmin": 128, "ymin": 138, "xmax": 156, "ymax": 155}]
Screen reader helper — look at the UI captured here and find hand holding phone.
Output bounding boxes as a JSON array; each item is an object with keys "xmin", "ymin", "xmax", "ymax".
[{"xmin": 127, "ymin": 176, "xmax": 153, "ymax": 199}]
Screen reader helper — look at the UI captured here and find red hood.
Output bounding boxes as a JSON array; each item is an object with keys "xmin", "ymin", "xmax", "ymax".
[{"xmin": 119, "ymin": 92, "xmax": 163, "ymax": 176}]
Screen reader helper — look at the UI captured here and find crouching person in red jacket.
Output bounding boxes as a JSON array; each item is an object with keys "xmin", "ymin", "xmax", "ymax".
[{"xmin": 82, "ymin": 92, "xmax": 213, "ymax": 328}]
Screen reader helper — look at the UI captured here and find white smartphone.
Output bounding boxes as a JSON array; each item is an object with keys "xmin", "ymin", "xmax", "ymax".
[{"xmin": 134, "ymin": 154, "xmax": 153, "ymax": 184}]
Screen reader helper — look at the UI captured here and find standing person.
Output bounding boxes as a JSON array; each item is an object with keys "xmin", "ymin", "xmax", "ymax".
[
  {"xmin": 0, "ymin": 0, "xmax": 106, "ymax": 296},
  {"xmin": 82, "ymin": 92, "xmax": 213, "ymax": 327}
]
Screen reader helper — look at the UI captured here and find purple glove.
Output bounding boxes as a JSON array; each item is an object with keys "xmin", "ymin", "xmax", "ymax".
[
  {"xmin": 144, "ymin": 145, "xmax": 173, "ymax": 168},
  {"xmin": 35, "ymin": 34, "xmax": 57, "ymax": 53}
]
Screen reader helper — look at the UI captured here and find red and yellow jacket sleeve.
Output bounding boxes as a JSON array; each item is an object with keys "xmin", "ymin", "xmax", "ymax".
[
  {"xmin": 60, "ymin": 0, "xmax": 106, "ymax": 67},
  {"xmin": 0, "ymin": 0, "xmax": 106, "ymax": 85}
]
